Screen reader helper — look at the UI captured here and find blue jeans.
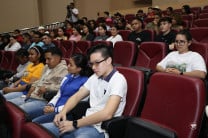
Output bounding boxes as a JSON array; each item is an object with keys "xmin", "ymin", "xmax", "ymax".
[
  {"xmin": 4, "ymin": 92, "xmax": 23, "ymax": 100},
  {"xmin": 33, "ymin": 112, "xmax": 57, "ymax": 124},
  {"xmin": 9, "ymin": 97, "xmax": 47, "ymax": 119},
  {"xmin": 42, "ymin": 123, "xmax": 105, "ymax": 138}
]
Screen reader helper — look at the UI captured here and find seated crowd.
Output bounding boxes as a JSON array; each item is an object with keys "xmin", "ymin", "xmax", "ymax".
[{"xmin": 0, "ymin": 3, "xmax": 208, "ymax": 138}]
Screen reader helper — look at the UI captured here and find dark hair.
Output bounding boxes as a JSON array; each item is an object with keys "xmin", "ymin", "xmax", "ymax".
[
  {"xmin": 33, "ymin": 31, "xmax": 43, "ymax": 38},
  {"xmin": 30, "ymin": 46, "xmax": 45, "ymax": 63},
  {"xmin": 42, "ymin": 33, "xmax": 51, "ymax": 38},
  {"xmin": 22, "ymin": 33, "xmax": 31, "ymax": 40},
  {"xmin": 15, "ymin": 48, "xmax": 29, "ymax": 57},
  {"xmin": 182, "ymin": 5, "xmax": 192, "ymax": 14},
  {"xmin": 167, "ymin": 7, "xmax": 173, "ymax": 12},
  {"xmin": 45, "ymin": 47, "xmax": 63, "ymax": 58},
  {"xmin": 71, "ymin": 53, "xmax": 93, "ymax": 77},
  {"xmin": 87, "ymin": 44, "xmax": 113, "ymax": 62},
  {"xmin": 176, "ymin": 29, "xmax": 192, "ymax": 41},
  {"xmin": 98, "ymin": 24, "xmax": 107, "ymax": 31},
  {"xmin": 158, "ymin": 17, "xmax": 172, "ymax": 26},
  {"xmin": 132, "ymin": 17, "xmax": 144, "ymax": 29},
  {"xmin": 83, "ymin": 23, "xmax": 94, "ymax": 34},
  {"xmin": 104, "ymin": 11, "xmax": 110, "ymax": 16}
]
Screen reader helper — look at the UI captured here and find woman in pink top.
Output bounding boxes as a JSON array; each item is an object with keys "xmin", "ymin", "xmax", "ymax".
[{"xmin": 69, "ymin": 26, "xmax": 82, "ymax": 42}]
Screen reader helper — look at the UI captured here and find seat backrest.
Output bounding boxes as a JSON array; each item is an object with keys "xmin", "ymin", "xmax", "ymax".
[
  {"xmin": 124, "ymin": 14, "xmax": 136, "ymax": 23},
  {"xmin": 74, "ymin": 40, "xmax": 91, "ymax": 55},
  {"xmin": 92, "ymin": 40, "xmax": 113, "ymax": 47},
  {"xmin": 118, "ymin": 30, "xmax": 132, "ymax": 41},
  {"xmin": 189, "ymin": 42, "xmax": 208, "ymax": 69},
  {"xmin": 60, "ymin": 40, "xmax": 75, "ymax": 58},
  {"xmin": 189, "ymin": 27, "xmax": 208, "ymax": 42},
  {"xmin": 116, "ymin": 67, "xmax": 144, "ymax": 116},
  {"xmin": 135, "ymin": 42, "xmax": 167, "ymax": 71},
  {"xmin": 199, "ymin": 13, "xmax": 208, "ymax": 19},
  {"xmin": 113, "ymin": 41, "xmax": 136, "ymax": 67},
  {"xmin": 0, "ymin": 51, "xmax": 16, "ymax": 71},
  {"xmin": 193, "ymin": 19, "xmax": 208, "ymax": 27},
  {"xmin": 5, "ymin": 101, "xmax": 31, "ymax": 138},
  {"xmin": 21, "ymin": 122, "xmax": 56, "ymax": 138},
  {"xmin": 141, "ymin": 72, "xmax": 206, "ymax": 138}
]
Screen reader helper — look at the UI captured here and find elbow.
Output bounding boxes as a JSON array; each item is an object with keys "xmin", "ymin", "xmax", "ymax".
[{"xmin": 200, "ymin": 72, "xmax": 206, "ymax": 79}]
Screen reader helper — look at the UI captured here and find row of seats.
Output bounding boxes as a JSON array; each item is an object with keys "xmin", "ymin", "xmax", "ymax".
[
  {"xmin": 0, "ymin": 94, "xmax": 56, "ymax": 138},
  {"xmin": 0, "ymin": 66, "xmax": 206, "ymax": 138}
]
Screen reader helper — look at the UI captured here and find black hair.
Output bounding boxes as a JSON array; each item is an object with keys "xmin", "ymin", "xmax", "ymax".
[
  {"xmin": 104, "ymin": 11, "xmax": 110, "ymax": 16},
  {"xmin": 71, "ymin": 53, "xmax": 93, "ymax": 77},
  {"xmin": 29, "ymin": 46, "xmax": 45, "ymax": 63},
  {"xmin": 44, "ymin": 47, "xmax": 63, "ymax": 58},
  {"xmin": 83, "ymin": 23, "xmax": 94, "ymax": 34},
  {"xmin": 33, "ymin": 31, "xmax": 43, "ymax": 38},
  {"xmin": 22, "ymin": 32, "xmax": 31, "ymax": 40},
  {"xmin": 167, "ymin": 7, "xmax": 173, "ymax": 12},
  {"xmin": 42, "ymin": 33, "xmax": 51, "ymax": 38},
  {"xmin": 182, "ymin": 5, "xmax": 192, "ymax": 14},
  {"xmin": 132, "ymin": 17, "xmax": 145, "ymax": 29},
  {"xmin": 87, "ymin": 44, "xmax": 113, "ymax": 63},
  {"xmin": 15, "ymin": 48, "xmax": 29, "ymax": 57},
  {"xmin": 98, "ymin": 24, "xmax": 107, "ymax": 31},
  {"xmin": 175, "ymin": 29, "xmax": 192, "ymax": 41},
  {"xmin": 158, "ymin": 17, "xmax": 172, "ymax": 26}
]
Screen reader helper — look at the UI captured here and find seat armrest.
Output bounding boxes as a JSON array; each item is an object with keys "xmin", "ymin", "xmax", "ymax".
[
  {"xmin": 124, "ymin": 118, "xmax": 177, "ymax": 138},
  {"xmin": 101, "ymin": 116, "xmax": 130, "ymax": 138}
]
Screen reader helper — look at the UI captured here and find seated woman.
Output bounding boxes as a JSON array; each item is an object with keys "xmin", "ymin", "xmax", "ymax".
[
  {"xmin": 32, "ymin": 53, "xmax": 93, "ymax": 123},
  {"xmin": 81, "ymin": 24, "xmax": 95, "ymax": 41},
  {"xmin": 106, "ymin": 25, "xmax": 123, "ymax": 47},
  {"xmin": 156, "ymin": 30, "xmax": 207, "ymax": 79},
  {"xmin": 54, "ymin": 27, "xmax": 68, "ymax": 41},
  {"xmin": 93, "ymin": 24, "xmax": 109, "ymax": 41},
  {"xmin": 69, "ymin": 26, "xmax": 82, "ymax": 42},
  {"xmin": 2, "ymin": 46, "xmax": 45, "ymax": 99}
]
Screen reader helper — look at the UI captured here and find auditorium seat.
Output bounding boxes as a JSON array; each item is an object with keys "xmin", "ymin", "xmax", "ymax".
[
  {"xmin": 101, "ymin": 67, "xmax": 144, "ymax": 137},
  {"xmin": 198, "ymin": 13, "xmax": 208, "ymax": 19},
  {"xmin": 190, "ymin": 27, "xmax": 208, "ymax": 43},
  {"xmin": 106, "ymin": 72, "xmax": 206, "ymax": 138},
  {"xmin": 5, "ymin": 101, "xmax": 31, "ymax": 138},
  {"xmin": 118, "ymin": 30, "xmax": 131, "ymax": 41},
  {"xmin": 92, "ymin": 40, "xmax": 113, "ymax": 47},
  {"xmin": 124, "ymin": 14, "xmax": 136, "ymax": 23},
  {"xmin": 60, "ymin": 40, "xmax": 75, "ymax": 58},
  {"xmin": 21, "ymin": 122, "xmax": 56, "ymax": 138},
  {"xmin": 113, "ymin": 41, "xmax": 136, "ymax": 67},
  {"xmin": 134, "ymin": 42, "xmax": 167, "ymax": 71},
  {"xmin": 193, "ymin": 19, "xmax": 208, "ymax": 27},
  {"xmin": 73, "ymin": 40, "xmax": 91, "ymax": 55}
]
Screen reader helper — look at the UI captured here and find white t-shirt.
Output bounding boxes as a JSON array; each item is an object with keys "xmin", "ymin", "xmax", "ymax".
[
  {"xmin": 157, "ymin": 51, "xmax": 207, "ymax": 73},
  {"xmin": 106, "ymin": 34, "xmax": 123, "ymax": 47},
  {"xmin": 83, "ymin": 70, "xmax": 127, "ymax": 134},
  {"xmin": 4, "ymin": 42, "xmax": 21, "ymax": 51}
]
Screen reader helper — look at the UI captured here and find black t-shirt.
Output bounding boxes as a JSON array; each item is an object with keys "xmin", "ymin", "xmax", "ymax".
[
  {"xmin": 128, "ymin": 30, "xmax": 151, "ymax": 46},
  {"xmin": 155, "ymin": 30, "xmax": 176, "ymax": 46}
]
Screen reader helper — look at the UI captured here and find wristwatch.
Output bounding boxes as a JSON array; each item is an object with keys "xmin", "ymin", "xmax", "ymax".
[
  {"xmin": 72, "ymin": 120, "xmax": 78, "ymax": 129},
  {"xmin": 180, "ymin": 72, "xmax": 183, "ymax": 75}
]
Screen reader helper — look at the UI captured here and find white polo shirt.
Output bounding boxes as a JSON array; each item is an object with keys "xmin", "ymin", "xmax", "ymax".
[{"xmin": 83, "ymin": 69, "xmax": 127, "ymax": 134}]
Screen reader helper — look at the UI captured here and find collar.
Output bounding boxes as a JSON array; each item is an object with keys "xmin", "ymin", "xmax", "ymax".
[{"xmin": 98, "ymin": 68, "xmax": 117, "ymax": 82}]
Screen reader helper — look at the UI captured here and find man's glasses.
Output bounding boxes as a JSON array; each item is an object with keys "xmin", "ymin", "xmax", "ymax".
[
  {"xmin": 88, "ymin": 57, "xmax": 108, "ymax": 67},
  {"xmin": 174, "ymin": 40, "xmax": 187, "ymax": 46}
]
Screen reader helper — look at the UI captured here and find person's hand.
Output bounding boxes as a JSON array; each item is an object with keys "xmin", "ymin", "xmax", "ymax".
[
  {"xmin": 53, "ymin": 111, "xmax": 67, "ymax": 126},
  {"xmin": 44, "ymin": 105, "xmax": 55, "ymax": 114},
  {"xmin": 2, "ymin": 87, "xmax": 12, "ymax": 94},
  {"xmin": 37, "ymin": 86, "xmax": 46, "ymax": 96},
  {"xmin": 165, "ymin": 68, "xmax": 180, "ymax": 74},
  {"xmin": 169, "ymin": 43, "xmax": 175, "ymax": 50},
  {"xmin": 58, "ymin": 120, "xmax": 74, "ymax": 135}
]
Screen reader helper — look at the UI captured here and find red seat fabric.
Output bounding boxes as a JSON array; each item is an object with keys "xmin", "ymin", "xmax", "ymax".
[
  {"xmin": 193, "ymin": 19, "xmax": 208, "ymax": 27},
  {"xmin": 60, "ymin": 40, "xmax": 75, "ymax": 58},
  {"xmin": 116, "ymin": 66, "xmax": 144, "ymax": 116},
  {"xmin": 73, "ymin": 40, "xmax": 91, "ymax": 55},
  {"xmin": 124, "ymin": 14, "xmax": 136, "ymax": 23},
  {"xmin": 199, "ymin": 13, "xmax": 208, "ymax": 19},
  {"xmin": 5, "ymin": 101, "xmax": 30, "ymax": 138},
  {"xmin": 190, "ymin": 27, "xmax": 208, "ymax": 43},
  {"xmin": 92, "ymin": 40, "xmax": 113, "ymax": 47},
  {"xmin": 141, "ymin": 72, "xmax": 206, "ymax": 138},
  {"xmin": 135, "ymin": 42, "xmax": 167, "ymax": 71},
  {"xmin": 118, "ymin": 30, "xmax": 132, "ymax": 41},
  {"xmin": 113, "ymin": 41, "xmax": 136, "ymax": 67},
  {"xmin": 21, "ymin": 122, "xmax": 56, "ymax": 138}
]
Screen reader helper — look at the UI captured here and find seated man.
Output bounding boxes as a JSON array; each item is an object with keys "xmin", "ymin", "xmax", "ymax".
[
  {"xmin": 8, "ymin": 47, "xmax": 68, "ymax": 119},
  {"xmin": 42, "ymin": 44, "xmax": 127, "ymax": 138}
]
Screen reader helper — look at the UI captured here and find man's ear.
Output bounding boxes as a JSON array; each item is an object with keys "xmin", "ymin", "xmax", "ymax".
[{"xmin": 106, "ymin": 57, "xmax": 112, "ymax": 65}]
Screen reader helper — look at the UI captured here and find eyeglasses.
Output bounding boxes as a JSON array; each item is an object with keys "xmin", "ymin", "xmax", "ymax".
[
  {"xmin": 174, "ymin": 40, "xmax": 187, "ymax": 45},
  {"xmin": 88, "ymin": 57, "xmax": 108, "ymax": 67}
]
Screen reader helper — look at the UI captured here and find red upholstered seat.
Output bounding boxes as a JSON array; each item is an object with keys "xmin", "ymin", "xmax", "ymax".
[
  {"xmin": 118, "ymin": 30, "xmax": 131, "ymax": 41},
  {"xmin": 60, "ymin": 40, "xmax": 75, "ymax": 58},
  {"xmin": 135, "ymin": 42, "xmax": 167, "ymax": 71},
  {"xmin": 73, "ymin": 40, "xmax": 91, "ymax": 55},
  {"xmin": 190, "ymin": 27, "xmax": 208, "ymax": 43},
  {"xmin": 113, "ymin": 41, "xmax": 136, "ymax": 67},
  {"xmin": 193, "ymin": 19, "xmax": 208, "ymax": 27}
]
